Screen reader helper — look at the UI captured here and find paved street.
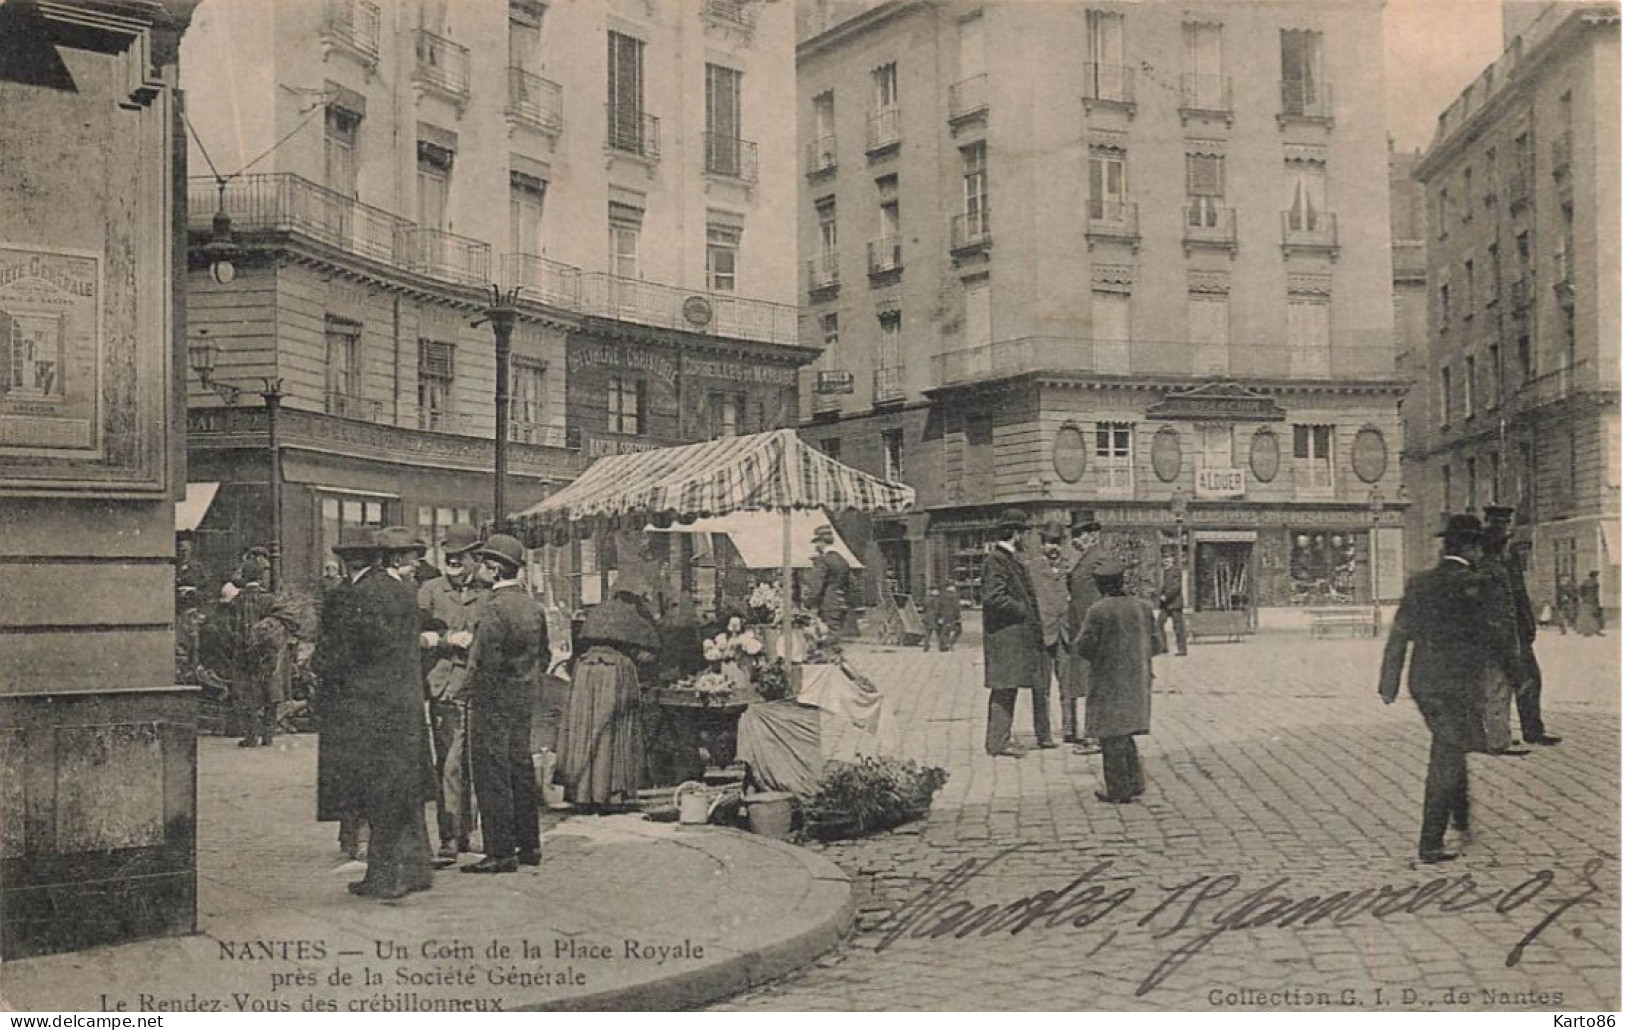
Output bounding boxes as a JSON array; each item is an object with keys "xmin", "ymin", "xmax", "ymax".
[{"xmin": 716, "ymin": 626, "xmax": 1621, "ymax": 1011}]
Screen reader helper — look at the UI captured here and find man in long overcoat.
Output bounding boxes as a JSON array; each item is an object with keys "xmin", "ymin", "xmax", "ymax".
[
  {"xmin": 314, "ymin": 530, "xmax": 375, "ymax": 859},
  {"xmin": 1059, "ymin": 510, "xmax": 1107, "ymax": 747},
  {"xmin": 1379, "ymin": 514, "xmax": 1517, "ymax": 863},
  {"xmin": 1026, "ymin": 519, "xmax": 1073, "ymax": 750},
  {"xmin": 805, "ymin": 525, "xmax": 853, "ymax": 640},
  {"xmin": 228, "ymin": 555, "xmax": 281, "ymax": 747},
  {"xmin": 418, "ymin": 523, "xmax": 488, "ymax": 860},
  {"xmin": 1484, "ymin": 505, "xmax": 1559, "ymax": 746},
  {"xmin": 1075, "ymin": 559, "xmax": 1162, "ymax": 802},
  {"xmin": 980, "ymin": 509, "xmax": 1049, "ymax": 756}
]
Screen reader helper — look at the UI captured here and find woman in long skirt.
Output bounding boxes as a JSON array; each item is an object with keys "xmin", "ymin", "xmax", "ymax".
[
  {"xmin": 560, "ymin": 574, "xmax": 661, "ymax": 809},
  {"xmin": 1576, "ymin": 571, "xmax": 1605, "ymax": 636}
]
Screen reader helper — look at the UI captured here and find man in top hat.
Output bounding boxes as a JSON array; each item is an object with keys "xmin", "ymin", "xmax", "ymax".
[
  {"xmin": 980, "ymin": 509, "xmax": 1050, "ymax": 756},
  {"xmin": 1060, "ymin": 510, "xmax": 1109, "ymax": 748},
  {"xmin": 1075, "ymin": 558, "xmax": 1162, "ymax": 802},
  {"xmin": 1379, "ymin": 514, "xmax": 1518, "ymax": 863},
  {"xmin": 1483, "ymin": 505, "xmax": 1559, "ymax": 746},
  {"xmin": 1026, "ymin": 518, "xmax": 1075, "ymax": 748},
  {"xmin": 314, "ymin": 527, "xmax": 377, "ymax": 862},
  {"xmin": 418, "ymin": 523, "xmax": 488, "ymax": 861},
  {"xmin": 805, "ymin": 524, "xmax": 853, "ymax": 641},
  {"xmin": 462, "ymin": 533, "xmax": 547, "ymax": 873}
]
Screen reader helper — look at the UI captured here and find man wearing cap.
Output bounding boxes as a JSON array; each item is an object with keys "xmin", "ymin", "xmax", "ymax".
[
  {"xmin": 1075, "ymin": 558, "xmax": 1161, "ymax": 802},
  {"xmin": 805, "ymin": 524, "xmax": 853, "ymax": 641},
  {"xmin": 1060, "ymin": 511, "xmax": 1108, "ymax": 747},
  {"xmin": 981, "ymin": 509, "xmax": 1049, "ymax": 756},
  {"xmin": 1379, "ymin": 514, "xmax": 1517, "ymax": 863},
  {"xmin": 1483, "ymin": 506, "xmax": 1559, "ymax": 747},
  {"xmin": 1026, "ymin": 519, "xmax": 1074, "ymax": 749},
  {"xmin": 418, "ymin": 524, "xmax": 488, "ymax": 861},
  {"xmin": 462, "ymin": 534, "xmax": 547, "ymax": 873}
]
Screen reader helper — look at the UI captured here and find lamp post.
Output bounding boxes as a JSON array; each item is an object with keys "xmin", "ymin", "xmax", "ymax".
[
  {"xmin": 477, "ymin": 286, "xmax": 522, "ymax": 533},
  {"xmin": 1368, "ymin": 487, "xmax": 1386, "ymax": 627},
  {"xmin": 188, "ymin": 330, "xmax": 285, "ymax": 592},
  {"xmin": 1170, "ymin": 486, "xmax": 1189, "ymax": 611}
]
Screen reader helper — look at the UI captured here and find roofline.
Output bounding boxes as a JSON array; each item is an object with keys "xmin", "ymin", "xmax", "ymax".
[
  {"xmin": 923, "ymin": 371, "xmax": 1409, "ymax": 400},
  {"xmin": 797, "ymin": 0, "xmax": 930, "ymax": 64}
]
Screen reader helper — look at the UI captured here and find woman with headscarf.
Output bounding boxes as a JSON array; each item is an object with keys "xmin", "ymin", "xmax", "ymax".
[{"xmin": 560, "ymin": 569, "xmax": 662, "ymax": 809}]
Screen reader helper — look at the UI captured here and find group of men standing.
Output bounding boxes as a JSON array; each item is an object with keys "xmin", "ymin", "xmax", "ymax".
[
  {"xmin": 979, "ymin": 508, "xmax": 1164, "ymax": 803},
  {"xmin": 312, "ymin": 524, "xmax": 549, "ymax": 900},
  {"xmin": 1380, "ymin": 505, "xmax": 1560, "ymax": 865}
]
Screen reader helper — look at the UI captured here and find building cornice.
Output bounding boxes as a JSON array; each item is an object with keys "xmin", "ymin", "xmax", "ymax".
[
  {"xmin": 797, "ymin": 0, "xmax": 927, "ymax": 64},
  {"xmin": 925, "ymin": 371, "xmax": 1408, "ymax": 400},
  {"xmin": 575, "ymin": 316, "xmax": 821, "ymax": 367}
]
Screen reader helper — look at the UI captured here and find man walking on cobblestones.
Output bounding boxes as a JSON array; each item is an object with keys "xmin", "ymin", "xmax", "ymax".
[
  {"xmin": 1075, "ymin": 559, "xmax": 1160, "ymax": 802},
  {"xmin": 1379, "ymin": 514, "xmax": 1516, "ymax": 864},
  {"xmin": 980, "ymin": 509, "xmax": 1049, "ymax": 756},
  {"xmin": 1483, "ymin": 505, "xmax": 1560, "ymax": 747}
]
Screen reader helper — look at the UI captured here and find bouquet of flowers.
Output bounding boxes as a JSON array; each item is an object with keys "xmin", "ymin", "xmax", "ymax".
[
  {"xmin": 746, "ymin": 581, "xmax": 785, "ymax": 625},
  {"xmin": 689, "ymin": 670, "xmax": 736, "ymax": 696},
  {"xmin": 702, "ymin": 617, "xmax": 766, "ymax": 663}
]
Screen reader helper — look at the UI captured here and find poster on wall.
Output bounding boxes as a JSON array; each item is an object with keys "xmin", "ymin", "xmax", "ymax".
[{"xmin": 0, "ymin": 244, "xmax": 100, "ymax": 456}]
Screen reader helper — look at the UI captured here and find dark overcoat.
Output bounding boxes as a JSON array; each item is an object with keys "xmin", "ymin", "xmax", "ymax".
[
  {"xmin": 980, "ymin": 546, "xmax": 1044, "ymax": 690},
  {"xmin": 1378, "ymin": 558, "xmax": 1516, "ymax": 753},
  {"xmin": 1058, "ymin": 549, "xmax": 1108, "ymax": 699},
  {"xmin": 467, "ymin": 585, "xmax": 550, "ymax": 714},
  {"xmin": 1076, "ymin": 594, "xmax": 1160, "ymax": 738},
  {"xmin": 805, "ymin": 549, "xmax": 853, "ymax": 626}
]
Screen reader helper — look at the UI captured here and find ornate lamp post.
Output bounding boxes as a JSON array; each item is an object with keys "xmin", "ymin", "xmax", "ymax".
[
  {"xmin": 1368, "ymin": 487, "xmax": 1386, "ymax": 627},
  {"xmin": 188, "ymin": 329, "xmax": 285, "ymax": 592},
  {"xmin": 476, "ymin": 285, "xmax": 522, "ymax": 532}
]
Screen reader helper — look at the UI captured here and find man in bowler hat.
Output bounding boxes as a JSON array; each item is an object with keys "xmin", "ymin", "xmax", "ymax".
[
  {"xmin": 1379, "ymin": 514, "xmax": 1517, "ymax": 863},
  {"xmin": 1483, "ymin": 505, "xmax": 1559, "ymax": 746},
  {"xmin": 418, "ymin": 523, "xmax": 489, "ymax": 861},
  {"xmin": 1060, "ymin": 510, "xmax": 1108, "ymax": 748},
  {"xmin": 980, "ymin": 509, "xmax": 1050, "ymax": 756}
]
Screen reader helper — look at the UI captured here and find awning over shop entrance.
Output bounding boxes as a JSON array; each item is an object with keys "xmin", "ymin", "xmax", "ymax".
[
  {"xmin": 175, "ymin": 482, "xmax": 219, "ymax": 534},
  {"xmin": 646, "ymin": 509, "xmax": 864, "ymax": 569}
]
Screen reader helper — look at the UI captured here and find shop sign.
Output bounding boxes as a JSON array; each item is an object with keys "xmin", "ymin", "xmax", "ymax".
[
  {"xmin": 585, "ymin": 434, "xmax": 661, "ymax": 459},
  {"xmin": 1195, "ymin": 467, "xmax": 1245, "ymax": 499},
  {"xmin": 816, "ymin": 370, "xmax": 855, "ymax": 395},
  {"xmin": 1146, "ymin": 381, "xmax": 1287, "ymax": 422},
  {"xmin": 686, "ymin": 358, "xmax": 798, "ymax": 386},
  {"xmin": 568, "ymin": 341, "xmax": 678, "ymax": 386}
]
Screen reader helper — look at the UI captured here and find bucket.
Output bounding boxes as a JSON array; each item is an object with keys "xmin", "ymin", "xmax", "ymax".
[
  {"xmin": 743, "ymin": 791, "xmax": 795, "ymax": 840},
  {"xmin": 674, "ymin": 781, "xmax": 710, "ymax": 826}
]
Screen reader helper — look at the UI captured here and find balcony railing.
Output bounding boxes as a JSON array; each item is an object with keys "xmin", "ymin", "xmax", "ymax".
[
  {"xmin": 413, "ymin": 30, "xmax": 470, "ymax": 102},
  {"xmin": 1082, "ymin": 63, "xmax": 1134, "ymax": 106},
  {"xmin": 419, "ymin": 409, "xmax": 478, "ymax": 434},
  {"xmin": 321, "ymin": 0, "xmax": 380, "ymax": 62},
  {"xmin": 950, "ymin": 210, "xmax": 991, "ymax": 253},
  {"xmin": 1086, "ymin": 201, "xmax": 1139, "ymax": 244},
  {"xmin": 932, "ymin": 336, "xmax": 1397, "ymax": 385},
  {"xmin": 1179, "ymin": 74, "xmax": 1231, "ymax": 116},
  {"xmin": 873, "ymin": 365, "xmax": 904, "ymax": 404},
  {"xmin": 1281, "ymin": 210, "xmax": 1339, "ymax": 252},
  {"xmin": 1279, "ymin": 79, "xmax": 1333, "ymax": 122},
  {"xmin": 402, "ymin": 227, "xmax": 491, "ymax": 287},
  {"xmin": 949, "ymin": 74, "xmax": 988, "ymax": 121},
  {"xmin": 867, "ymin": 235, "xmax": 902, "ymax": 275},
  {"xmin": 1183, "ymin": 204, "xmax": 1236, "ymax": 250},
  {"xmin": 866, "ymin": 106, "xmax": 901, "ymax": 153},
  {"xmin": 502, "ymin": 252, "xmax": 582, "ymax": 309},
  {"xmin": 578, "ymin": 273, "xmax": 800, "ymax": 345},
  {"xmin": 188, "ymin": 173, "xmax": 411, "ymax": 267},
  {"xmin": 506, "ymin": 68, "xmax": 563, "ymax": 135},
  {"xmin": 703, "ymin": 132, "xmax": 759, "ymax": 182},
  {"xmin": 805, "ymin": 135, "xmax": 836, "ymax": 176},
  {"xmin": 507, "ymin": 420, "xmax": 568, "ymax": 447},
  {"xmin": 324, "ymin": 390, "xmax": 382, "ymax": 422},
  {"xmin": 606, "ymin": 107, "xmax": 660, "ymax": 159},
  {"xmin": 807, "ymin": 253, "xmax": 840, "ymax": 293}
]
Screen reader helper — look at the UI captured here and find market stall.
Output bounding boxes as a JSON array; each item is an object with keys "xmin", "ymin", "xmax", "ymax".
[{"xmin": 512, "ymin": 429, "xmax": 914, "ymax": 797}]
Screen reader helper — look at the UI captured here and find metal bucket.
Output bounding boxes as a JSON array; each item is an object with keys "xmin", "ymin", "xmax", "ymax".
[{"xmin": 743, "ymin": 791, "xmax": 795, "ymax": 839}]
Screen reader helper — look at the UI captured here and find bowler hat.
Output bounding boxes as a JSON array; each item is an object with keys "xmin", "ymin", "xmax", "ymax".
[
  {"xmin": 1091, "ymin": 558, "xmax": 1128, "ymax": 580},
  {"xmin": 995, "ymin": 508, "xmax": 1029, "ymax": 531},
  {"xmin": 331, "ymin": 526, "xmax": 378, "ymax": 556},
  {"xmin": 1482, "ymin": 504, "xmax": 1517, "ymax": 521},
  {"xmin": 441, "ymin": 522, "xmax": 482, "ymax": 556},
  {"xmin": 1039, "ymin": 518, "xmax": 1068, "ymax": 542},
  {"xmin": 374, "ymin": 526, "xmax": 426, "ymax": 555},
  {"xmin": 1071, "ymin": 509, "xmax": 1102, "ymax": 533},
  {"xmin": 812, "ymin": 524, "xmax": 836, "ymax": 543},
  {"xmin": 478, "ymin": 533, "xmax": 526, "ymax": 570},
  {"xmin": 1435, "ymin": 513, "xmax": 1485, "ymax": 540}
]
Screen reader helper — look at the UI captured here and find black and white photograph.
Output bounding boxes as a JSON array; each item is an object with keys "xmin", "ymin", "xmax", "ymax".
[{"xmin": 0, "ymin": 0, "xmax": 1618, "ymax": 1016}]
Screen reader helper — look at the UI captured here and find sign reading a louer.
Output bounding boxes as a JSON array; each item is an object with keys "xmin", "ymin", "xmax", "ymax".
[
  {"xmin": 1195, "ymin": 467, "xmax": 1246, "ymax": 499},
  {"xmin": 0, "ymin": 244, "xmax": 101, "ymax": 456}
]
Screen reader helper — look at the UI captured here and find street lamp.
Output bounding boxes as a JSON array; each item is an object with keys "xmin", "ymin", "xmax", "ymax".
[
  {"xmin": 1368, "ymin": 487, "xmax": 1386, "ymax": 627},
  {"xmin": 201, "ymin": 180, "xmax": 239, "ymax": 286},
  {"xmin": 189, "ymin": 329, "xmax": 285, "ymax": 592},
  {"xmin": 474, "ymin": 285, "xmax": 522, "ymax": 533},
  {"xmin": 1170, "ymin": 486, "xmax": 1190, "ymax": 609}
]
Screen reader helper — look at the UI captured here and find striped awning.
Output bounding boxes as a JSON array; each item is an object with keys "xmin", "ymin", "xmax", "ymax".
[{"xmin": 513, "ymin": 429, "xmax": 914, "ymax": 541}]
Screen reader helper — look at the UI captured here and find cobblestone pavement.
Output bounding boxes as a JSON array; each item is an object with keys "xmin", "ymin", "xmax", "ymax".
[{"xmin": 715, "ymin": 628, "xmax": 1620, "ymax": 1012}]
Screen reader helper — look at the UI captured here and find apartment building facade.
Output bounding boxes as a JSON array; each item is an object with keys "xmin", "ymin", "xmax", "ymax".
[
  {"xmin": 1409, "ymin": 2, "xmax": 1621, "ymax": 615},
  {"xmin": 1390, "ymin": 143, "xmax": 1432, "ymax": 575},
  {"xmin": 797, "ymin": 0, "xmax": 1405, "ymax": 627},
  {"xmin": 179, "ymin": 0, "xmax": 810, "ymax": 589}
]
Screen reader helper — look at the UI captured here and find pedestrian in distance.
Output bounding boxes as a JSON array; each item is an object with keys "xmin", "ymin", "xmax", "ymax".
[
  {"xmin": 1060, "ymin": 510, "xmax": 1108, "ymax": 750},
  {"xmin": 1556, "ymin": 573, "xmax": 1579, "ymax": 634},
  {"xmin": 1378, "ymin": 514, "xmax": 1518, "ymax": 864},
  {"xmin": 461, "ymin": 534, "xmax": 547, "ymax": 873},
  {"xmin": 1576, "ymin": 570, "xmax": 1605, "ymax": 636},
  {"xmin": 417, "ymin": 523, "xmax": 488, "ymax": 862},
  {"xmin": 228, "ymin": 553, "xmax": 280, "ymax": 748},
  {"xmin": 1074, "ymin": 559, "xmax": 1162, "ymax": 803},
  {"xmin": 919, "ymin": 584, "xmax": 945, "ymax": 652},
  {"xmin": 1027, "ymin": 519, "xmax": 1074, "ymax": 747},
  {"xmin": 1155, "ymin": 554, "xmax": 1189, "ymax": 657},
  {"xmin": 938, "ymin": 583, "xmax": 963, "ymax": 651},
  {"xmin": 1483, "ymin": 505, "xmax": 1559, "ymax": 747},
  {"xmin": 980, "ymin": 509, "xmax": 1051, "ymax": 756},
  {"xmin": 804, "ymin": 524, "xmax": 853, "ymax": 642}
]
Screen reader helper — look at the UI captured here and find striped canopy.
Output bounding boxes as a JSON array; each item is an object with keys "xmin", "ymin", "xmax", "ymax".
[{"xmin": 513, "ymin": 429, "xmax": 915, "ymax": 538}]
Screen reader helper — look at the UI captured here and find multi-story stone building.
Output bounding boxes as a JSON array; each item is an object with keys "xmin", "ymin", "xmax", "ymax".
[
  {"xmin": 1410, "ymin": 1, "xmax": 1620, "ymax": 615},
  {"xmin": 1391, "ymin": 142, "xmax": 1432, "ymax": 575},
  {"xmin": 797, "ymin": 0, "xmax": 1405, "ymax": 630},
  {"xmin": 179, "ymin": 0, "xmax": 811, "ymax": 589}
]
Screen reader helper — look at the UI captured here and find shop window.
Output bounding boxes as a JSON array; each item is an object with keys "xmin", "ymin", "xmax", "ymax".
[
  {"xmin": 1287, "ymin": 530, "xmax": 1361, "ymax": 606},
  {"xmin": 608, "ymin": 375, "xmax": 646, "ymax": 436},
  {"xmin": 708, "ymin": 391, "xmax": 744, "ymax": 438}
]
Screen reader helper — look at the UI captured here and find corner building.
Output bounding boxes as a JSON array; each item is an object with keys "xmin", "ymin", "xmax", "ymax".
[
  {"xmin": 1409, "ymin": 3, "xmax": 1620, "ymax": 616},
  {"xmin": 180, "ymin": 0, "xmax": 810, "ymax": 589},
  {"xmin": 797, "ymin": 1, "xmax": 1404, "ymax": 629}
]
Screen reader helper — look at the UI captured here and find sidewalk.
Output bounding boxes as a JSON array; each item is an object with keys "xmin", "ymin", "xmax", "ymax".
[{"xmin": 1, "ymin": 736, "xmax": 853, "ymax": 1013}]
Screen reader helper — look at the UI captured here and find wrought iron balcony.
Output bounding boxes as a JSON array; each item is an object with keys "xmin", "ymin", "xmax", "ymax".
[
  {"xmin": 1085, "ymin": 201, "xmax": 1139, "ymax": 248},
  {"xmin": 1179, "ymin": 74, "xmax": 1232, "ymax": 119},
  {"xmin": 873, "ymin": 365, "xmax": 905, "ymax": 405},
  {"xmin": 703, "ymin": 0, "xmax": 758, "ymax": 30},
  {"xmin": 703, "ymin": 133, "xmax": 758, "ymax": 182},
  {"xmin": 932, "ymin": 336, "xmax": 1396, "ymax": 385},
  {"xmin": 1183, "ymin": 204, "xmax": 1236, "ymax": 252},
  {"xmin": 867, "ymin": 235, "xmax": 902, "ymax": 276},
  {"xmin": 324, "ymin": 390, "xmax": 383, "ymax": 422},
  {"xmin": 321, "ymin": 0, "xmax": 380, "ymax": 64},
  {"xmin": 1279, "ymin": 79, "xmax": 1333, "ymax": 123},
  {"xmin": 606, "ymin": 107, "xmax": 660, "ymax": 159},
  {"xmin": 1081, "ymin": 63, "xmax": 1134, "ymax": 109},
  {"xmin": 949, "ymin": 74, "xmax": 987, "ymax": 122},
  {"xmin": 950, "ymin": 210, "xmax": 991, "ymax": 254},
  {"xmin": 807, "ymin": 253, "xmax": 840, "ymax": 293},
  {"xmin": 866, "ymin": 106, "xmax": 901, "ymax": 153},
  {"xmin": 1281, "ymin": 210, "xmax": 1339, "ymax": 254},
  {"xmin": 501, "ymin": 252, "xmax": 582, "ymax": 309},
  {"xmin": 506, "ymin": 68, "xmax": 563, "ymax": 135},
  {"xmin": 577, "ymin": 273, "xmax": 799, "ymax": 345},
  {"xmin": 187, "ymin": 173, "xmax": 411, "ymax": 268},
  {"xmin": 805, "ymin": 135, "xmax": 836, "ymax": 176},
  {"xmin": 413, "ymin": 30, "xmax": 470, "ymax": 103},
  {"xmin": 400, "ymin": 226, "xmax": 491, "ymax": 287}
]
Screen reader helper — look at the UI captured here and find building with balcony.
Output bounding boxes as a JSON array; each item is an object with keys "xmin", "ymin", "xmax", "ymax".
[
  {"xmin": 1409, "ymin": 2, "xmax": 1620, "ymax": 615},
  {"xmin": 1390, "ymin": 142, "xmax": 1433, "ymax": 575},
  {"xmin": 179, "ymin": 0, "xmax": 811, "ymax": 589},
  {"xmin": 796, "ymin": 1, "xmax": 1405, "ymax": 626}
]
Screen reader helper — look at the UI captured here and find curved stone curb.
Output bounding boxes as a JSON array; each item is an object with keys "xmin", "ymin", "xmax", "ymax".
[{"xmin": 523, "ymin": 828, "xmax": 854, "ymax": 1011}]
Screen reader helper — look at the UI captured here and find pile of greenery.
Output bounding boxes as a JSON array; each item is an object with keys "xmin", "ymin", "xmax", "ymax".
[{"xmin": 798, "ymin": 756, "xmax": 948, "ymax": 840}]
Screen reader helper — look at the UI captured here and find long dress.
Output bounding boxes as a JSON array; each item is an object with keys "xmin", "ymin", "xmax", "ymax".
[
  {"xmin": 1576, "ymin": 579, "xmax": 1604, "ymax": 636},
  {"xmin": 560, "ymin": 596, "xmax": 661, "ymax": 807}
]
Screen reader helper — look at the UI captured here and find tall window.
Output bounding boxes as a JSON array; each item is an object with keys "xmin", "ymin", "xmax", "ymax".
[
  {"xmin": 1442, "ymin": 463, "xmax": 1453, "ymax": 511},
  {"xmin": 882, "ymin": 428, "xmax": 904, "ymax": 482},
  {"xmin": 1463, "ymin": 258, "xmax": 1475, "ymax": 311},
  {"xmin": 1285, "ymin": 159, "xmax": 1325, "ymax": 231},
  {"xmin": 607, "ymin": 31, "xmax": 645, "ymax": 152},
  {"xmin": 878, "ymin": 312, "xmax": 901, "ymax": 371},
  {"xmin": 324, "ymin": 106, "xmax": 360, "ymax": 198},
  {"xmin": 416, "ymin": 141, "xmax": 453, "ymax": 229},
  {"xmin": 509, "ymin": 358, "xmax": 547, "ymax": 442},
  {"xmin": 875, "ymin": 175, "xmax": 901, "ymax": 272},
  {"xmin": 1084, "ymin": 10, "xmax": 1127, "ymax": 100},
  {"xmin": 709, "ymin": 392, "xmax": 744, "ymax": 438},
  {"xmin": 607, "ymin": 375, "xmax": 646, "ymax": 436},
  {"xmin": 811, "ymin": 91, "xmax": 836, "ymax": 168},
  {"xmin": 1488, "ymin": 241, "xmax": 1501, "ymax": 302},
  {"xmin": 1190, "ymin": 292, "xmax": 1229, "ymax": 375},
  {"xmin": 820, "ymin": 312, "xmax": 840, "ymax": 370},
  {"xmin": 1466, "ymin": 456, "xmax": 1479, "ymax": 511},
  {"xmin": 1094, "ymin": 421, "xmax": 1133, "ymax": 493},
  {"xmin": 1439, "ymin": 282, "xmax": 1452, "ymax": 328},
  {"xmin": 1287, "ymin": 296, "xmax": 1330, "ymax": 377},
  {"xmin": 872, "ymin": 61, "xmax": 899, "ymax": 110},
  {"xmin": 705, "ymin": 64, "xmax": 743, "ymax": 176},
  {"xmin": 1088, "ymin": 149, "xmax": 1127, "ymax": 221},
  {"xmin": 324, "ymin": 317, "xmax": 362, "ymax": 412},
  {"xmin": 958, "ymin": 13, "xmax": 985, "ymax": 80},
  {"xmin": 816, "ymin": 198, "xmax": 837, "ymax": 262},
  {"xmin": 1184, "ymin": 22, "xmax": 1224, "ymax": 107},
  {"xmin": 509, "ymin": 172, "xmax": 546, "ymax": 257},
  {"xmin": 707, "ymin": 224, "xmax": 739, "ymax": 292},
  {"xmin": 1280, "ymin": 29, "xmax": 1323, "ymax": 113},
  {"xmin": 1518, "ymin": 333, "xmax": 1533, "ymax": 381},
  {"xmin": 417, "ymin": 339, "xmax": 455, "ymax": 430},
  {"xmin": 508, "ymin": 0, "xmax": 542, "ymax": 72},
  {"xmin": 1440, "ymin": 364, "xmax": 1452, "ymax": 425},
  {"xmin": 1092, "ymin": 289, "xmax": 1131, "ymax": 373},
  {"xmin": 1461, "ymin": 166, "xmax": 1474, "ymax": 222},
  {"xmin": 1464, "ymin": 353, "xmax": 1477, "ymax": 416},
  {"xmin": 962, "ymin": 142, "xmax": 988, "ymax": 232},
  {"xmin": 1436, "ymin": 186, "xmax": 1452, "ymax": 238},
  {"xmin": 1293, "ymin": 424, "xmax": 1334, "ymax": 491},
  {"xmin": 609, "ymin": 203, "xmax": 641, "ymax": 280},
  {"xmin": 1489, "ymin": 450, "xmax": 1502, "ymax": 504},
  {"xmin": 1199, "ymin": 423, "xmax": 1232, "ymax": 472},
  {"xmin": 1186, "ymin": 152, "xmax": 1224, "ymax": 227}
]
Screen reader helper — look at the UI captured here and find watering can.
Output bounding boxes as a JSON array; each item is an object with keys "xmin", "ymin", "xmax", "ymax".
[{"xmin": 674, "ymin": 781, "xmax": 710, "ymax": 826}]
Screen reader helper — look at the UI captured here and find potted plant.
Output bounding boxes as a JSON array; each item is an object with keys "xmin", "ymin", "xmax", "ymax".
[{"xmin": 797, "ymin": 756, "xmax": 948, "ymax": 841}]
